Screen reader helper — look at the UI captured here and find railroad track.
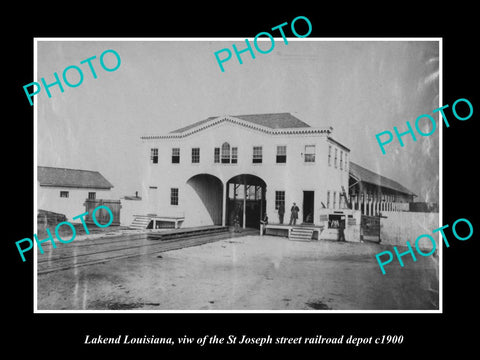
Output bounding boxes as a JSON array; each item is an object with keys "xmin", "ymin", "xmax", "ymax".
[{"xmin": 37, "ymin": 228, "xmax": 256, "ymax": 275}]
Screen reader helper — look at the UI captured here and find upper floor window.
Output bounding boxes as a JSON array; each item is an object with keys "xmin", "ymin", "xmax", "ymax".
[
  {"xmin": 326, "ymin": 190, "xmax": 330, "ymax": 208},
  {"xmin": 192, "ymin": 148, "xmax": 200, "ymax": 163},
  {"xmin": 60, "ymin": 191, "xmax": 69, "ymax": 198},
  {"xmin": 172, "ymin": 148, "xmax": 180, "ymax": 163},
  {"xmin": 340, "ymin": 150, "xmax": 343, "ymax": 170},
  {"xmin": 345, "ymin": 153, "xmax": 348, "ymax": 171},
  {"xmin": 304, "ymin": 145, "xmax": 315, "ymax": 163},
  {"xmin": 252, "ymin": 146, "xmax": 263, "ymax": 163},
  {"xmin": 276, "ymin": 146, "xmax": 287, "ymax": 163},
  {"xmin": 150, "ymin": 148, "xmax": 158, "ymax": 164},
  {"xmin": 215, "ymin": 143, "xmax": 238, "ymax": 164},
  {"xmin": 88, "ymin": 192, "xmax": 96, "ymax": 200},
  {"xmin": 221, "ymin": 142, "xmax": 230, "ymax": 163},
  {"xmin": 328, "ymin": 145, "xmax": 332, "ymax": 166},
  {"xmin": 334, "ymin": 148, "xmax": 338, "ymax": 168}
]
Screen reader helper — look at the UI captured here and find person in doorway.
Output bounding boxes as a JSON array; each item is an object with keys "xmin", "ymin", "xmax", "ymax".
[
  {"xmin": 305, "ymin": 213, "xmax": 312, "ymax": 223},
  {"xmin": 289, "ymin": 202, "xmax": 300, "ymax": 225},
  {"xmin": 260, "ymin": 213, "xmax": 268, "ymax": 225},
  {"xmin": 233, "ymin": 214, "xmax": 241, "ymax": 233},
  {"xmin": 278, "ymin": 203, "xmax": 285, "ymax": 224},
  {"xmin": 260, "ymin": 213, "xmax": 269, "ymax": 235}
]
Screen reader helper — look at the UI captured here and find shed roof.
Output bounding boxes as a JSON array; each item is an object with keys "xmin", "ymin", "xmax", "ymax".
[
  {"xmin": 349, "ymin": 162, "xmax": 416, "ymax": 196},
  {"xmin": 38, "ymin": 166, "xmax": 114, "ymax": 189},
  {"xmin": 170, "ymin": 112, "xmax": 311, "ymax": 134}
]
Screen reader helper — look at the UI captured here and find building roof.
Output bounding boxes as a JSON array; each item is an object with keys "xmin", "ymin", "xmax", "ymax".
[
  {"xmin": 38, "ymin": 166, "xmax": 114, "ymax": 189},
  {"xmin": 170, "ymin": 112, "xmax": 311, "ymax": 134},
  {"xmin": 349, "ymin": 162, "xmax": 416, "ymax": 197}
]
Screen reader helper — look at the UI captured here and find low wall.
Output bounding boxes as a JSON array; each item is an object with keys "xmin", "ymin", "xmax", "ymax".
[
  {"xmin": 265, "ymin": 227, "xmax": 289, "ymax": 238},
  {"xmin": 380, "ymin": 211, "xmax": 440, "ymax": 249}
]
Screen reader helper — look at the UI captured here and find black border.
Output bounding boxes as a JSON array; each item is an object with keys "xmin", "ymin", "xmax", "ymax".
[{"xmin": 7, "ymin": 5, "xmax": 478, "ymax": 355}]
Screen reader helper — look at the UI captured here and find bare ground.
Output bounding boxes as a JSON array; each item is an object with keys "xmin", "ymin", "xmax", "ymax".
[{"xmin": 37, "ymin": 234, "xmax": 439, "ymax": 311}]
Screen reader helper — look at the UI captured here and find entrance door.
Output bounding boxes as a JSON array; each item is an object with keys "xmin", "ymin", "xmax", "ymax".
[
  {"xmin": 226, "ymin": 175, "xmax": 266, "ymax": 229},
  {"xmin": 303, "ymin": 191, "xmax": 314, "ymax": 223}
]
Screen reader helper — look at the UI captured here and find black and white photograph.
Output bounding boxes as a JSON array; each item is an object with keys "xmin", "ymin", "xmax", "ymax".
[
  {"xmin": 7, "ymin": 6, "xmax": 478, "ymax": 356},
  {"xmin": 34, "ymin": 39, "xmax": 440, "ymax": 311}
]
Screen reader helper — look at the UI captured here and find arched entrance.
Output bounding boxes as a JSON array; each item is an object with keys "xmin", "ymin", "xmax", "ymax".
[
  {"xmin": 185, "ymin": 174, "xmax": 223, "ymax": 227},
  {"xmin": 226, "ymin": 174, "xmax": 266, "ymax": 229}
]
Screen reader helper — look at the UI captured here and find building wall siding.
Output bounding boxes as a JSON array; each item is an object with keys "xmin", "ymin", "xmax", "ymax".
[
  {"xmin": 38, "ymin": 186, "xmax": 113, "ymax": 222},
  {"xmin": 142, "ymin": 122, "xmax": 349, "ymax": 227}
]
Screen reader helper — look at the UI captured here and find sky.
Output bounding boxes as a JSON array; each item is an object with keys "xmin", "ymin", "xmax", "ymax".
[{"xmin": 37, "ymin": 39, "xmax": 439, "ymax": 202}]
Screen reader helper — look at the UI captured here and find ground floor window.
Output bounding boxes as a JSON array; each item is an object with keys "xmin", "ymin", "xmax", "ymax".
[
  {"xmin": 275, "ymin": 191, "xmax": 285, "ymax": 210},
  {"xmin": 170, "ymin": 188, "xmax": 179, "ymax": 205}
]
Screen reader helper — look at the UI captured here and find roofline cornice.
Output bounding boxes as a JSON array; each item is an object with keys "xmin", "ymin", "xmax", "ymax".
[
  {"xmin": 141, "ymin": 116, "xmax": 333, "ymax": 140},
  {"xmin": 327, "ymin": 136, "xmax": 350, "ymax": 152},
  {"xmin": 39, "ymin": 184, "xmax": 114, "ymax": 189}
]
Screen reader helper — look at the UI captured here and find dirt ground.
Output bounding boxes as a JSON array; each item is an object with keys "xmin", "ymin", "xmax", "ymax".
[{"xmin": 37, "ymin": 234, "xmax": 439, "ymax": 311}]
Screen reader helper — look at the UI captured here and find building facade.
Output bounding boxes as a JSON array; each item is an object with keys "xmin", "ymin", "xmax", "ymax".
[
  {"xmin": 348, "ymin": 162, "xmax": 416, "ymax": 216},
  {"xmin": 37, "ymin": 166, "xmax": 114, "ymax": 221},
  {"xmin": 140, "ymin": 113, "xmax": 351, "ymax": 228}
]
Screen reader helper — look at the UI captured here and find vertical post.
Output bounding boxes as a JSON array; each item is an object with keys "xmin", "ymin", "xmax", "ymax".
[
  {"xmin": 366, "ymin": 194, "xmax": 369, "ymax": 216},
  {"xmin": 259, "ymin": 187, "xmax": 263, "ymax": 236},
  {"xmin": 362, "ymin": 192, "xmax": 366, "ymax": 215},
  {"xmin": 222, "ymin": 182, "xmax": 227, "ymax": 226},
  {"xmin": 260, "ymin": 186, "xmax": 263, "ymax": 221},
  {"xmin": 243, "ymin": 178, "xmax": 247, "ymax": 229}
]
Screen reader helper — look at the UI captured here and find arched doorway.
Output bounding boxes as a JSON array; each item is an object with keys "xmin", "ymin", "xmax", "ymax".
[
  {"xmin": 185, "ymin": 174, "xmax": 223, "ymax": 227},
  {"xmin": 226, "ymin": 174, "xmax": 266, "ymax": 229}
]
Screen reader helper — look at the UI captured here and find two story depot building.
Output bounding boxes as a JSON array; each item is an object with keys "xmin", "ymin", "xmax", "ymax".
[{"xmin": 140, "ymin": 113, "xmax": 351, "ymax": 230}]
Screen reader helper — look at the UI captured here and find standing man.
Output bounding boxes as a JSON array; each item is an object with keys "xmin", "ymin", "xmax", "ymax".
[
  {"xmin": 289, "ymin": 202, "xmax": 300, "ymax": 225},
  {"xmin": 338, "ymin": 216, "xmax": 346, "ymax": 241},
  {"xmin": 278, "ymin": 203, "xmax": 285, "ymax": 224}
]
